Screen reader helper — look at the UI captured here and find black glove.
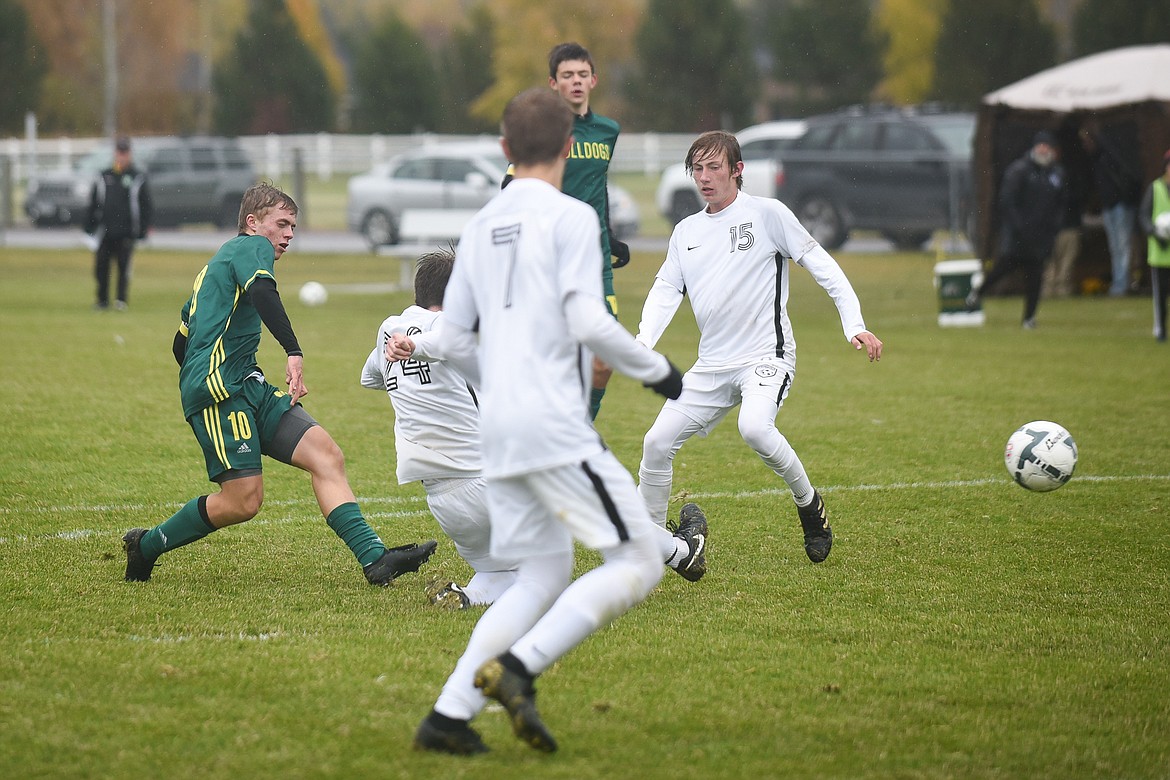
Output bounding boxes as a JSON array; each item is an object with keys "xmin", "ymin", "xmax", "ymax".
[
  {"xmin": 645, "ymin": 359, "xmax": 683, "ymax": 399},
  {"xmin": 611, "ymin": 238, "xmax": 631, "ymax": 269}
]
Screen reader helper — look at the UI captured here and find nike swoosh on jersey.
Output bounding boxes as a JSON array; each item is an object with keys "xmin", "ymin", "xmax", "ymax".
[{"xmin": 687, "ymin": 244, "xmax": 701, "ymax": 250}]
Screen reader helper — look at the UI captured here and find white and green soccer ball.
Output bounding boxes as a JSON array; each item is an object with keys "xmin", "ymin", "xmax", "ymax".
[
  {"xmin": 298, "ymin": 280, "xmax": 328, "ymax": 307},
  {"xmin": 1004, "ymin": 421, "xmax": 1078, "ymax": 492}
]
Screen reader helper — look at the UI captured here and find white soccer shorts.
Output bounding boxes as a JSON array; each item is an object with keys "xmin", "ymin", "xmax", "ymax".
[{"xmin": 485, "ymin": 451, "xmax": 658, "ymax": 560}]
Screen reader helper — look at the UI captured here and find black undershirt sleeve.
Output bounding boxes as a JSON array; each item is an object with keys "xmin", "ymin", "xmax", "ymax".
[
  {"xmin": 172, "ymin": 330, "xmax": 187, "ymax": 366},
  {"xmin": 248, "ymin": 277, "xmax": 303, "ymax": 357}
]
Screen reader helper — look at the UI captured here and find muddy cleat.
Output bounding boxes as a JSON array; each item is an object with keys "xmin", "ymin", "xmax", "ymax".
[
  {"xmin": 413, "ymin": 713, "xmax": 489, "ymax": 755},
  {"xmin": 122, "ymin": 528, "xmax": 156, "ymax": 582},
  {"xmin": 474, "ymin": 657, "xmax": 557, "ymax": 753},
  {"xmin": 797, "ymin": 491, "xmax": 832, "ymax": 563},
  {"xmin": 364, "ymin": 540, "xmax": 438, "ymax": 586},
  {"xmin": 426, "ymin": 579, "xmax": 471, "ymax": 610},
  {"xmin": 669, "ymin": 503, "xmax": 708, "ymax": 582}
]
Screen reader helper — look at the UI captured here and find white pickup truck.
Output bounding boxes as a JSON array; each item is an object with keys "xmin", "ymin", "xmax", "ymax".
[{"xmin": 654, "ymin": 120, "xmax": 806, "ymax": 225}]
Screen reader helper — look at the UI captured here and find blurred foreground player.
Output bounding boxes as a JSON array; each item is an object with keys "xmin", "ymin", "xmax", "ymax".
[{"xmin": 409, "ymin": 88, "xmax": 693, "ymax": 754}]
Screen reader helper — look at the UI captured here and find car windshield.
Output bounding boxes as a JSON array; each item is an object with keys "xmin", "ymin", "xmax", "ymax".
[{"xmin": 921, "ymin": 117, "xmax": 975, "ymax": 157}]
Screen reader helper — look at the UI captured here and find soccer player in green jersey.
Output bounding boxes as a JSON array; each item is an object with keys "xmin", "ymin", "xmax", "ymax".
[
  {"xmin": 121, "ymin": 183, "xmax": 437, "ymax": 585},
  {"xmin": 549, "ymin": 42, "xmax": 629, "ymax": 420},
  {"xmin": 503, "ymin": 42, "xmax": 629, "ymax": 420}
]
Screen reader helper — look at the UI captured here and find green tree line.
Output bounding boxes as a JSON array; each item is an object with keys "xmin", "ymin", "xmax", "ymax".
[{"xmin": 1, "ymin": 0, "xmax": 1166, "ymax": 137}]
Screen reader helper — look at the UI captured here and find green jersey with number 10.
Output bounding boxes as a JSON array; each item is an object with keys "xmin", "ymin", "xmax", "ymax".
[{"xmin": 177, "ymin": 234, "xmax": 278, "ymax": 419}]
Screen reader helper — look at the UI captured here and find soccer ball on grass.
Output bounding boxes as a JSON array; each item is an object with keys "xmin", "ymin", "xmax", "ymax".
[
  {"xmin": 298, "ymin": 281, "xmax": 328, "ymax": 307},
  {"xmin": 1004, "ymin": 421, "xmax": 1077, "ymax": 492}
]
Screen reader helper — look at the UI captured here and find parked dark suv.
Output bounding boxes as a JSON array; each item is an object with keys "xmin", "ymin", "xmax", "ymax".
[
  {"xmin": 776, "ymin": 106, "xmax": 975, "ymax": 249},
  {"xmin": 25, "ymin": 136, "xmax": 256, "ymax": 228}
]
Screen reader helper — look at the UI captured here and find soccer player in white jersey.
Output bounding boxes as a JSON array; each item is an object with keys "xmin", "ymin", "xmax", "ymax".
[
  {"xmin": 360, "ymin": 247, "xmax": 518, "ymax": 609},
  {"xmin": 636, "ymin": 130, "xmax": 883, "ymax": 564},
  {"xmin": 403, "ymin": 88, "xmax": 690, "ymax": 755}
]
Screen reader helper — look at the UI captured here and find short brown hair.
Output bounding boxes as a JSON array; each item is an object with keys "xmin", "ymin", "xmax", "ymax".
[
  {"xmin": 501, "ymin": 88, "xmax": 573, "ymax": 166},
  {"xmin": 414, "ymin": 244, "xmax": 456, "ymax": 309},
  {"xmin": 548, "ymin": 42, "xmax": 593, "ymax": 78},
  {"xmin": 685, "ymin": 131, "xmax": 744, "ymax": 190},
  {"xmin": 237, "ymin": 182, "xmax": 298, "ymax": 232}
]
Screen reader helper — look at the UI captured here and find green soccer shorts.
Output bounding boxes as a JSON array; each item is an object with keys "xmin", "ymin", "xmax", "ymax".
[{"xmin": 187, "ymin": 377, "xmax": 306, "ymax": 482}]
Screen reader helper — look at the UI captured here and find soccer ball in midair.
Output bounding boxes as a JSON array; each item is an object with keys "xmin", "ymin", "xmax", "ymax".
[
  {"xmin": 298, "ymin": 281, "xmax": 328, "ymax": 307},
  {"xmin": 1004, "ymin": 421, "xmax": 1077, "ymax": 492},
  {"xmin": 1155, "ymin": 212, "xmax": 1170, "ymax": 241}
]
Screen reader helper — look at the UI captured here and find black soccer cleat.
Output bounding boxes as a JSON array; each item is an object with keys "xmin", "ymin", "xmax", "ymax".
[
  {"xmin": 797, "ymin": 490, "xmax": 832, "ymax": 563},
  {"xmin": 413, "ymin": 713, "xmax": 489, "ymax": 755},
  {"xmin": 426, "ymin": 579, "xmax": 471, "ymax": 610},
  {"xmin": 122, "ymin": 528, "xmax": 156, "ymax": 582},
  {"xmin": 364, "ymin": 540, "xmax": 438, "ymax": 586},
  {"xmin": 474, "ymin": 657, "xmax": 557, "ymax": 753},
  {"xmin": 669, "ymin": 502, "xmax": 708, "ymax": 582}
]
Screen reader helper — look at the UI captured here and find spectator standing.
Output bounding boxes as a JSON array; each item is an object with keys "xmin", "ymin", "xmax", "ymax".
[
  {"xmin": 85, "ymin": 136, "xmax": 152, "ymax": 310},
  {"xmin": 1138, "ymin": 150, "xmax": 1170, "ymax": 342},
  {"xmin": 1080, "ymin": 125, "xmax": 1142, "ymax": 297},
  {"xmin": 968, "ymin": 131, "xmax": 1069, "ymax": 328}
]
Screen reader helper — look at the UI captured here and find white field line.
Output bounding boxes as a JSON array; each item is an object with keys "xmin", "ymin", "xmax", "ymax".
[
  {"xmin": 0, "ymin": 495, "xmax": 430, "ymax": 545},
  {"xmin": 2, "ymin": 474, "xmax": 1167, "ymax": 547}
]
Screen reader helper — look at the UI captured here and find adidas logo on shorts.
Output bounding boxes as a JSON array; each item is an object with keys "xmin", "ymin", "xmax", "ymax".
[{"xmin": 236, "ymin": 442, "xmax": 252, "ymax": 454}]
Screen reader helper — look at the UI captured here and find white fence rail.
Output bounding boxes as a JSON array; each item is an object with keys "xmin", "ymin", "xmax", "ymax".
[{"xmin": 1, "ymin": 132, "xmax": 696, "ymax": 183}]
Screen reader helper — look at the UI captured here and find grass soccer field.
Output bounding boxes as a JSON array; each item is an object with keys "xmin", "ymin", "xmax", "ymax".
[{"xmin": 1, "ymin": 244, "xmax": 1167, "ymax": 779}]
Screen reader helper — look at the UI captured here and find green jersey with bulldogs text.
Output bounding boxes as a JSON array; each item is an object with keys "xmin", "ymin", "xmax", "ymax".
[
  {"xmin": 564, "ymin": 110, "xmax": 620, "ymax": 293},
  {"xmin": 177, "ymin": 234, "xmax": 279, "ymax": 419}
]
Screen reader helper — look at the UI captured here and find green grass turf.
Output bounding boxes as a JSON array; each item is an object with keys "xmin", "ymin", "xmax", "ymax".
[{"xmin": 1, "ymin": 245, "xmax": 1167, "ymax": 779}]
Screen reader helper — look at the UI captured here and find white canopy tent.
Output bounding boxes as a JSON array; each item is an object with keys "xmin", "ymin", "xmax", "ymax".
[
  {"xmin": 983, "ymin": 44, "xmax": 1170, "ymax": 112},
  {"xmin": 973, "ymin": 44, "xmax": 1170, "ymax": 285}
]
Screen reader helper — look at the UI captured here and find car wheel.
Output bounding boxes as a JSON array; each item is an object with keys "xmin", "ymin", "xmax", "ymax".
[
  {"xmin": 798, "ymin": 196, "xmax": 847, "ymax": 250},
  {"xmin": 361, "ymin": 209, "xmax": 398, "ymax": 249},
  {"xmin": 669, "ymin": 191, "xmax": 702, "ymax": 225},
  {"xmin": 883, "ymin": 230, "xmax": 933, "ymax": 251}
]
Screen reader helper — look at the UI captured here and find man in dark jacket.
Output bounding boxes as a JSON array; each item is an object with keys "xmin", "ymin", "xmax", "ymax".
[
  {"xmin": 85, "ymin": 136, "xmax": 152, "ymax": 310},
  {"xmin": 968, "ymin": 131, "xmax": 1068, "ymax": 328}
]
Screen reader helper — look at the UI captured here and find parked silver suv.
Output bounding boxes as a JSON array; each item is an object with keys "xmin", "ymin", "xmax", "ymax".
[{"xmin": 25, "ymin": 136, "xmax": 256, "ymax": 228}]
